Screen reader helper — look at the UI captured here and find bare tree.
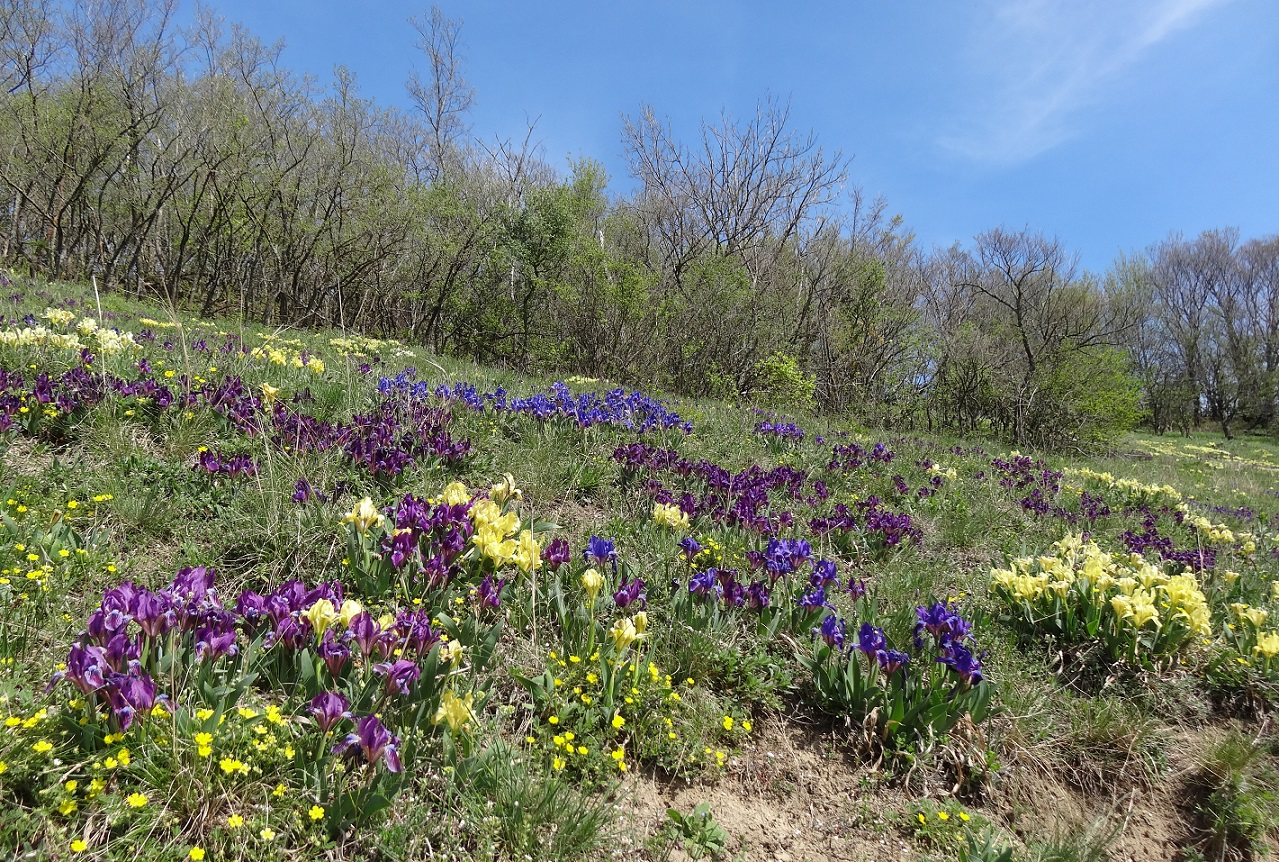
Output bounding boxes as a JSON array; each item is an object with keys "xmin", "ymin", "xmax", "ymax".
[
  {"xmin": 406, "ymin": 5, "xmax": 473, "ymax": 182},
  {"xmin": 950, "ymin": 228, "xmax": 1137, "ymax": 444}
]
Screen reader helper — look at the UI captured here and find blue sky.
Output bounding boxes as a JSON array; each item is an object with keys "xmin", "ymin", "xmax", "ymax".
[{"xmin": 189, "ymin": 0, "xmax": 1279, "ymax": 274}]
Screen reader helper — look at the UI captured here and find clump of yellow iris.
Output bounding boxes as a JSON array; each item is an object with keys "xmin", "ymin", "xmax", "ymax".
[{"xmin": 990, "ymin": 533, "xmax": 1212, "ymax": 661}]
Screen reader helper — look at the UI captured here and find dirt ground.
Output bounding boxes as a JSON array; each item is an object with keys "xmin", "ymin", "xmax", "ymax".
[{"xmin": 607, "ymin": 718, "xmax": 1276, "ymax": 862}]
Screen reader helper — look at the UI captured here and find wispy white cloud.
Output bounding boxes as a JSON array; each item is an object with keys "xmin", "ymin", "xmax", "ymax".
[{"xmin": 938, "ymin": 0, "xmax": 1232, "ymax": 164}]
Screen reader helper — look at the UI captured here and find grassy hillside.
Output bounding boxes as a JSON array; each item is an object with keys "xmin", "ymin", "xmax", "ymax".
[{"xmin": 0, "ymin": 277, "xmax": 1276, "ymax": 862}]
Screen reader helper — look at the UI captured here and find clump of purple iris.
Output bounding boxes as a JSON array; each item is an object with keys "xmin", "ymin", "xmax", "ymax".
[
  {"xmin": 936, "ymin": 640, "xmax": 983, "ymax": 685},
  {"xmin": 797, "ymin": 586, "xmax": 829, "ymax": 612},
  {"xmin": 877, "ymin": 649, "xmax": 910, "ymax": 676},
  {"xmin": 856, "ymin": 623, "xmax": 887, "ymax": 656},
  {"xmin": 809, "ymin": 559, "xmax": 839, "ymax": 589},
  {"xmin": 689, "ymin": 569, "xmax": 720, "ymax": 599},
  {"xmin": 914, "ymin": 602, "xmax": 972, "ymax": 646}
]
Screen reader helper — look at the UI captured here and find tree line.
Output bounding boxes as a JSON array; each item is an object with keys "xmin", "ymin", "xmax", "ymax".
[{"xmin": 1, "ymin": 1, "xmax": 1275, "ymax": 447}]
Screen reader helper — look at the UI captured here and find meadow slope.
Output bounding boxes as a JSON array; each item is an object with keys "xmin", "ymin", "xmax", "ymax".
[{"xmin": 0, "ymin": 277, "xmax": 1277, "ymax": 862}]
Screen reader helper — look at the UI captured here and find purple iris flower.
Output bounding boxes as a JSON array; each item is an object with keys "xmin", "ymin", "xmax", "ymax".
[
  {"xmin": 721, "ymin": 578, "xmax": 746, "ymax": 608},
  {"xmin": 104, "ymin": 632, "xmax": 141, "ymax": 672},
  {"xmin": 746, "ymin": 580, "xmax": 771, "ymax": 610},
  {"xmin": 346, "ymin": 611, "xmax": 381, "ymax": 657},
  {"xmin": 317, "ymin": 630, "xmax": 350, "ymax": 676},
  {"xmin": 846, "ymin": 579, "xmax": 867, "ymax": 600},
  {"xmin": 235, "ymin": 590, "xmax": 269, "ymax": 627},
  {"xmin": 937, "ymin": 641, "xmax": 983, "ymax": 685},
  {"xmin": 475, "ymin": 573, "xmax": 505, "ymax": 610},
  {"xmin": 542, "ymin": 537, "xmax": 572, "ymax": 572},
  {"xmin": 309, "ymin": 692, "xmax": 351, "ymax": 733},
  {"xmin": 57, "ymin": 643, "xmax": 110, "ymax": 694},
  {"xmin": 373, "ymin": 659, "xmax": 422, "ymax": 696},
  {"xmin": 394, "ymin": 609, "xmax": 438, "ymax": 654},
  {"xmin": 809, "ymin": 559, "xmax": 839, "ymax": 589},
  {"xmin": 132, "ymin": 590, "xmax": 172, "ymax": 639},
  {"xmin": 385, "ymin": 529, "xmax": 416, "ymax": 569},
  {"xmin": 613, "ymin": 577, "xmax": 647, "ymax": 609},
  {"xmin": 915, "ymin": 602, "xmax": 973, "ymax": 645},
  {"xmin": 333, "ymin": 714, "xmax": 402, "ymax": 773},
  {"xmin": 876, "ymin": 649, "xmax": 910, "ymax": 676},
  {"xmin": 785, "ymin": 538, "xmax": 813, "ymax": 570},
  {"xmin": 169, "ymin": 566, "xmax": 215, "ymax": 604},
  {"xmin": 815, "ymin": 615, "xmax": 846, "ymax": 649},
  {"xmin": 292, "ymin": 478, "xmax": 314, "ymax": 503},
  {"xmin": 265, "ymin": 617, "xmax": 310, "ymax": 652},
  {"xmin": 194, "ymin": 622, "xmax": 239, "ymax": 662},
  {"xmin": 797, "ymin": 587, "xmax": 828, "ymax": 612},
  {"xmin": 856, "ymin": 623, "xmax": 887, "ymax": 656},
  {"xmin": 678, "ymin": 537, "xmax": 703, "ymax": 560},
  {"xmin": 689, "ymin": 570, "xmax": 719, "ymax": 598},
  {"xmin": 583, "ymin": 536, "xmax": 619, "ymax": 572},
  {"xmin": 105, "ymin": 670, "xmax": 157, "ymax": 731}
]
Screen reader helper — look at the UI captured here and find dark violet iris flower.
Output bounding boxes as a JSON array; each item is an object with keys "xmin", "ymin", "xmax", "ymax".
[
  {"xmin": 937, "ymin": 641, "xmax": 983, "ymax": 685},
  {"xmin": 57, "ymin": 643, "xmax": 109, "ymax": 694},
  {"xmin": 856, "ymin": 623, "xmax": 886, "ymax": 656},
  {"xmin": 346, "ymin": 611, "xmax": 380, "ymax": 657},
  {"xmin": 194, "ymin": 622, "xmax": 238, "ymax": 662},
  {"xmin": 104, "ymin": 670, "xmax": 157, "ymax": 731},
  {"xmin": 689, "ymin": 570, "xmax": 719, "ymax": 598},
  {"xmin": 474, "ymin": 573, "xmax": 505, "ymax": 610},
  {"xmin": 876, "ymin": 649, "xmax": 910, "ymax": 676},
  {"xmin": 809, "ymin": 559, "xmax": 839, "ymax": 589},
  {"xmin": 542, "ymin": 537, "xmax": 571, "ymax": 571},
  {"xmin": 309, "ymin": 692, "xmax": 351, "ymax": 733},
  {"xmin": 317, "ymin": 630, "xmax": 350, "ymax": 676},
  {"xmin": 797, "ymin": 586, "xmax": 828, "ymax": 612},
  {"xmin": 333, "ymin": 714, "xmax": 402, "ymax": 773},
  {"xmin": 815, "ymin": 614, "xmax": 846, "ymax": 649},
  {"xmin": 133, "ymin": 590, "xmax": 173, "ymax": 639},
  {"xmin": 373, "ymin": 659, "xmax": 421, "ymax": 696},
  {"xmin": 613, "ymin": 576, "xmax": 646, "ymax": 609},
  {"xmin": 914, "ymin": 602, "xmax": 973, "ymax": 645}
]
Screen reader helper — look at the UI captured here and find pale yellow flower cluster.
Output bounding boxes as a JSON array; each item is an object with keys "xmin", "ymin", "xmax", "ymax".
[
  {"xmin": 1069, "ymin": 468, "xmax": 1182, "ymax": 506},
  {"xmin": 652, "ymin": 502, "xmax": 690, "ymax": 530},
  {"xmin": 247, "ymin": 339, "xmax": 325, "ymax": 373},
  {"xmin": 329, "ymin": 334, "xmax": 402, "ymax": 357},
  {"xmin": 469, "ymin": 490, "xmax": 540, "ymax": 573},
  {"xmin": 1257, "ymin": 631, "xmax": 1279, "ymax": 660},
  {"xmin": 1, "ymin": 314, "xmax": 140, "ymax": 355},
  {"xmin": 990, "ymin": 533, "xmax": 1211, "ymax": 636},
  {"xmin": 610, "ymin": 612, "xmax": 648, "ymax": 652},
  {"xmin": 1182, "ymin": 511, "xmax": 1247, "ymax": 547},
  {"xmin": 341, "ymin": 498, "xmax": 385, "ymax": 533},
  {"xmin": 301, "ymin": 597, "xmax": 365, "ymax": 636},
  {"xmin": 433, "ymin": 690, "xmax": 476, "ymax": 733},
  {"xmin": 1228, "ymin": 601, "xmax": 1279, "ymax": 661}
]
